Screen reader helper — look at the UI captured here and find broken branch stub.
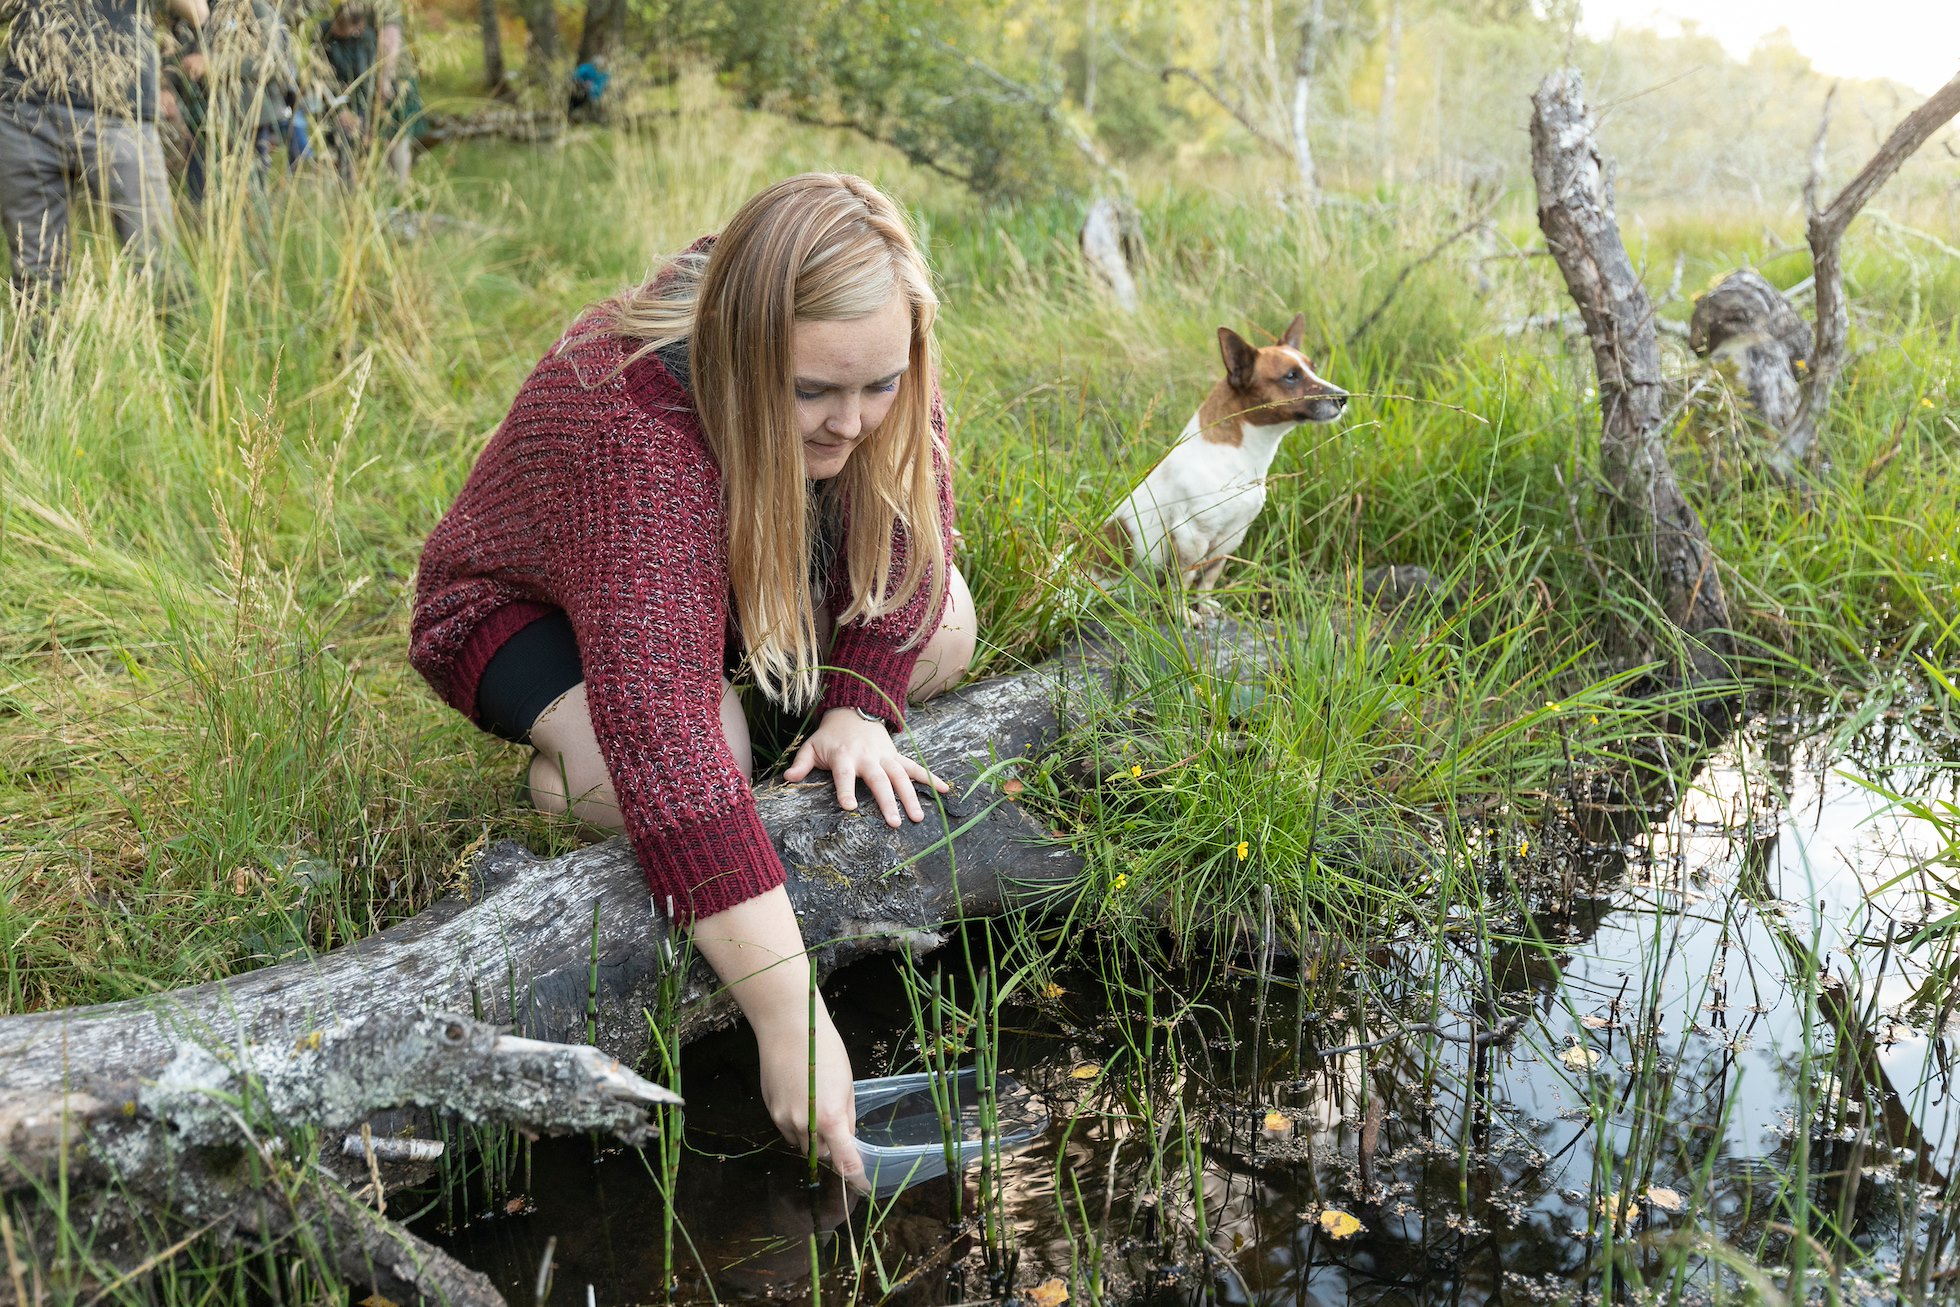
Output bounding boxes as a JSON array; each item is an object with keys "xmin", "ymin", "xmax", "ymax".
[
  {"xmin": 1529, "ymin": 67, "xmax": 1735, "ymax": 685},
  {"xmin": 1688, "ymin": 270, "xmax": 1810, "ymax": 434}
]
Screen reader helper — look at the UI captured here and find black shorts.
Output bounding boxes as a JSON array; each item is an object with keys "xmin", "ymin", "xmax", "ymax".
[
  {"xmin": 473, "ymin": 607, "xmax": 813, "ymax": 763},
  {"xmin": 475, "ymin": 609, "xmax": 583, "ymax": 744}
]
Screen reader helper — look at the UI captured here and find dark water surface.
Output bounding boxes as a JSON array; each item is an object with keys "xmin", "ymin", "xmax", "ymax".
[{"xmin": 427, "ymin": 707, "xmax": 1960, "ymax": 1304}]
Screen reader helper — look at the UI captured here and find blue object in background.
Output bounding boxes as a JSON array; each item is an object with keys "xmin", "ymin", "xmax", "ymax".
[{"xmin": 573, "ymin": 62, "xmax": 610, "ymax": 103}]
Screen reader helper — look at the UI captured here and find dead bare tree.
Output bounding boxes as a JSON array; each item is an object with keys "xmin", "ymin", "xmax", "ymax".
[
  {"xmin": 1530, "ymin": 68, "xmax": 1735, "ymax": 686},
  {"xmin": 1687, "ymin": 71, "xmax": 1960, "ymax": 478}
]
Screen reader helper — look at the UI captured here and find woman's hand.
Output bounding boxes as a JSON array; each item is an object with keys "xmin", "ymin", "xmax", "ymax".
[
  {"xmin": 753, "ymin": 997, "xmax": 864, "ymax": 1190},
  {"xmin": 786, "ymin": 708, "xmax": 949, "ymax": 826},
  {"xmin": 690, "ymin": 887, "xmax": 867, "ymax": 1191}
]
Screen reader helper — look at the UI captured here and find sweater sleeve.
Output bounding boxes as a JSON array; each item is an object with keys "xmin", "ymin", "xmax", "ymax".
[
  {"xmin": 817, "ymin": 397, "xmax": 958, "ymax": 729},
  {"xmin": 557, "ymin": 406, "xmax": 785, "ymax": 926}
]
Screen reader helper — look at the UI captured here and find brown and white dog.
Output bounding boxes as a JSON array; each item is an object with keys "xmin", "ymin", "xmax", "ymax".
[{"xmin": 1102, "ymin": 313, "xmax": 1347, "ymax": 604}]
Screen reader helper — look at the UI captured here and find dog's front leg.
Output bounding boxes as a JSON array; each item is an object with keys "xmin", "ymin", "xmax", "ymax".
[{"xmin": 1180, "ymin": 553, "xmax": 1230, "ymax": 627}]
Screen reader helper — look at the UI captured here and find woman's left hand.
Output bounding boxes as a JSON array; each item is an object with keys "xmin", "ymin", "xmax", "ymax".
[{"xmin": 786, "ymin": 708, "xmax": 948, "ymax": 826}]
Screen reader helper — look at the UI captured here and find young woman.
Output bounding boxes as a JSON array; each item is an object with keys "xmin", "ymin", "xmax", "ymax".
[{"xmin": 410, "ymin": 174, "xmax": 975, "ymax": 1190}]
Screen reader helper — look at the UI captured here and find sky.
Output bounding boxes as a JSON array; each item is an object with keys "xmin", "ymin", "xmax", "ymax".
[{"xmin": 1580, "ymin": 0, "xmax": 1960, "ymax": 95}]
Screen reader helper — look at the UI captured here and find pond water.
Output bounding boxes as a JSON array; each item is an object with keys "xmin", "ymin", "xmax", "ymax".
[{"xmin": 426, "ymin": 705, "xmax": 1960, "ymax": 1304}]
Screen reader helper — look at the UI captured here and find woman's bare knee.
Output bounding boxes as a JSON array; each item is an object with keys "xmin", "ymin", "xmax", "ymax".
[
  {"xmin": 526, "ymin": 683, "xmax": 625, "ymax": 831},
  {"xmin": 909, "ymin": 564, "xmax": 977, "ymax": 703}
]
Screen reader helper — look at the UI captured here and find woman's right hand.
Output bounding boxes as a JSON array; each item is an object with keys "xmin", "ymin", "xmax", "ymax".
[
  {"xmin": 753, "ymin": 998, "xmax": 866, "ymax": 1190},
  {"xmin": 689, "ymin": 885, "xmax": 868, "ymax": 1192}
]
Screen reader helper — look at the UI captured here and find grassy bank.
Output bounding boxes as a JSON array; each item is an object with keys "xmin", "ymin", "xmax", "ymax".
[{"xmin": 2, "ymin": 71, "xmax": 1957, "ymax": 1018}]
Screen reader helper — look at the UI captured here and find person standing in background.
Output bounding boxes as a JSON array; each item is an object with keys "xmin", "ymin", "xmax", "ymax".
[
  {"xmin": 317, "ymin": 0, "xmax": 417, "ymax": 185},
  {"xmin": 206, "ymin": 0, "xmax": 298, "ymax": 173},
  {"xmin": 0, "ymin": 0, "xmax": 211, "ymax": 299}
]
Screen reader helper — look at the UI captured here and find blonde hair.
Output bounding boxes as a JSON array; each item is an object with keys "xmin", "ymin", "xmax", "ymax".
[{"xmin": 599, "ymin": 173, "xmax": 947, "ymax": 710}]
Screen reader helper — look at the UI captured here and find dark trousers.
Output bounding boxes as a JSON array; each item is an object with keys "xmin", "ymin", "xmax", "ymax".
[{"xmin": 0, "ymin": 100, "xmax": 175, "ymax": 299}]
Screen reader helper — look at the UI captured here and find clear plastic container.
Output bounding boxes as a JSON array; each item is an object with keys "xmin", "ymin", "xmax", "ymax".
[{"xmin": 852, "ymin": 1067, "xmax": 1048, "ymax": 1196}]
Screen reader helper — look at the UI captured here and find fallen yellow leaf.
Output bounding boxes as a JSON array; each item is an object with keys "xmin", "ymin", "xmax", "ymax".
[
  {"xmin": 1028, "ymin": 1277, "xmax": 1069, "ymax": 1307},
  {"xmin": 1598, "ymin": 1191, "xmax": 1640, "ymax": 1230},
  {"xmin": 1318, "ymin": 1208, "xmax": 1364, "ymax": 1239},
  {"xmin": 1262, "ymin": 1110, "xmax": 1292, "ymax": 1134},
  {"xmin": 1644, "ymin": 1185, "xmax": 1684, "ymax": 1213},
  {"xmin": 1070, "ymin": 1062, "xmax": 1102, "ymax": 1081},
  {"xmin": 1557, "ymin": 1044, "xmax": 1602, "ymax": 1072}
]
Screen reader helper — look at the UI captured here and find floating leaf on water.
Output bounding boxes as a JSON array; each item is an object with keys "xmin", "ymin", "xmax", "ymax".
[
  {"xmin": 1070, "ymin": 1062, "xmax": 1101, "ymax": 1081},
  {"xmin": 1318, "ymin": 1208, "xmax": 1364, "ymax": 1239},
  {"xmin": 1557, "ymin": 1044, "xmax": 1602, "ymax": 1071},
  {"xmin": 1644, "ymin": 1185, "xmax": 1684, "ymax": 1213},
  {"xmin": 1262, "ymin": 1110, "xmax": 1292, "ymax": 1134},
  {"xmin": 1028, "ymin": 1277, "xmax": 1070, "ymax": 1307},
  {"xmin": 1580, "ymin": 1015, "xmax": 1612, "ymax": 1029},
  {"xmin": 1597, "ymin": 1191, "xmax": 1640, "ymax": 1230}
]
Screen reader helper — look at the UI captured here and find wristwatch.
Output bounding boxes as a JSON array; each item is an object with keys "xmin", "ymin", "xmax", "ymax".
[{"xmin": 851, "ymin": 706, "xmax": 887, "ymax": 726}]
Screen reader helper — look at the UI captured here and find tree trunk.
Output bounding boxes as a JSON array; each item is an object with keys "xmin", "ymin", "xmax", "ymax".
[
  {"xmin": 1529, "ymin": 68, "xmax": 1735, "ymax": 685},
  {"xmin": 523, "ymin": 0, "xmax": 561, "ymax": 65},
  {"xmin": 1289, "ymin": 0, "xmax": 1324, "ymax": 197},
  {"xmin": 478, "ymin": 0, "xmax": 506, "ymax": 94},
  {"xmin": 575, "ymin": 0, "xmax": 612, "ymax": 66}
]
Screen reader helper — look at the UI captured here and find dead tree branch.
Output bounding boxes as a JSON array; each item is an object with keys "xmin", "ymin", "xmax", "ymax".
[
  {"xmin": 1771, "ymin": 70, "xmax": 1960, "ymax": 476},
  {"xmin": 1157, "ymin": 64, "xmax": 1293, "ymax": 158},
  {"xmin": 1347, "ymin": 190, "xmax": 1501, "ymax": 345}
]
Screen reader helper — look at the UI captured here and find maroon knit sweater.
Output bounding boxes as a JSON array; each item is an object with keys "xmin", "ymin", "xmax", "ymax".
[{"xmin": 409, "ymin": 301, "xmax": 956, "ymax": 925}]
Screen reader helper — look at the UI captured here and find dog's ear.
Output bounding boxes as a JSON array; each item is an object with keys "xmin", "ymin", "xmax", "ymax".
[
  {"xmin": 1281, "ymin": 312, "xmax": 1306, "ymax": 351},
  {"xmin": 1217, "ymin": 327, "xmax": 1258, "ymax": 390}
]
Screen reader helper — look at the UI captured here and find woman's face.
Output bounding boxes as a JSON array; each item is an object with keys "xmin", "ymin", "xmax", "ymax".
[{"xmin": 791, "ymin": 291, "xmax": 913, "ymax": 481}]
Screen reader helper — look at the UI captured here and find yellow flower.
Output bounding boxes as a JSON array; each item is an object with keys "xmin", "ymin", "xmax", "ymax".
[
  {"xmin": 1545, "ymin": 701, "xmax": 1561, "ymax": 712},
  {"xmin": 1112, "ymin": 872, "xmax": 1129, "ymax": 891},
  {"xmin": 1130, "ymin": 764, "xmax": 1142, "ymax": 778},
  {"xmin": 1795, "ymin": 358, "xmax": 1807, "ymax": 370},
  {"xmin": 1922, "ymin": 397, "xmax": 1937, "ymax": 409},
  {"xmin": 1237, "ymin": 841, "xmax": 1250, "ymax": 861},
  {"xmin": 1589, "ymin": 714, "xmax": 1599, "ymax": 725},
  {"xmin": 1518, "ymin": 839, "xmax": 1530, "ymax": 856}
]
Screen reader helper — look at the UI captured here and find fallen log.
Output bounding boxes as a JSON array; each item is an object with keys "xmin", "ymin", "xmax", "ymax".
[
  {"xmin": 0, "ymin": 1012, "xmax": 671, "ymax": 1307},
  {"xmin": 0, "ymin": 643, "xmax": 1111, "ymax": 1100}
]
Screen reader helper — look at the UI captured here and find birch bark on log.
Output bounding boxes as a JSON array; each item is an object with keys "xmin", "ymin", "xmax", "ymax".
[{"xmin": 1529, "ymin": 69, "xmax": 1735, "ymax": 685}]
